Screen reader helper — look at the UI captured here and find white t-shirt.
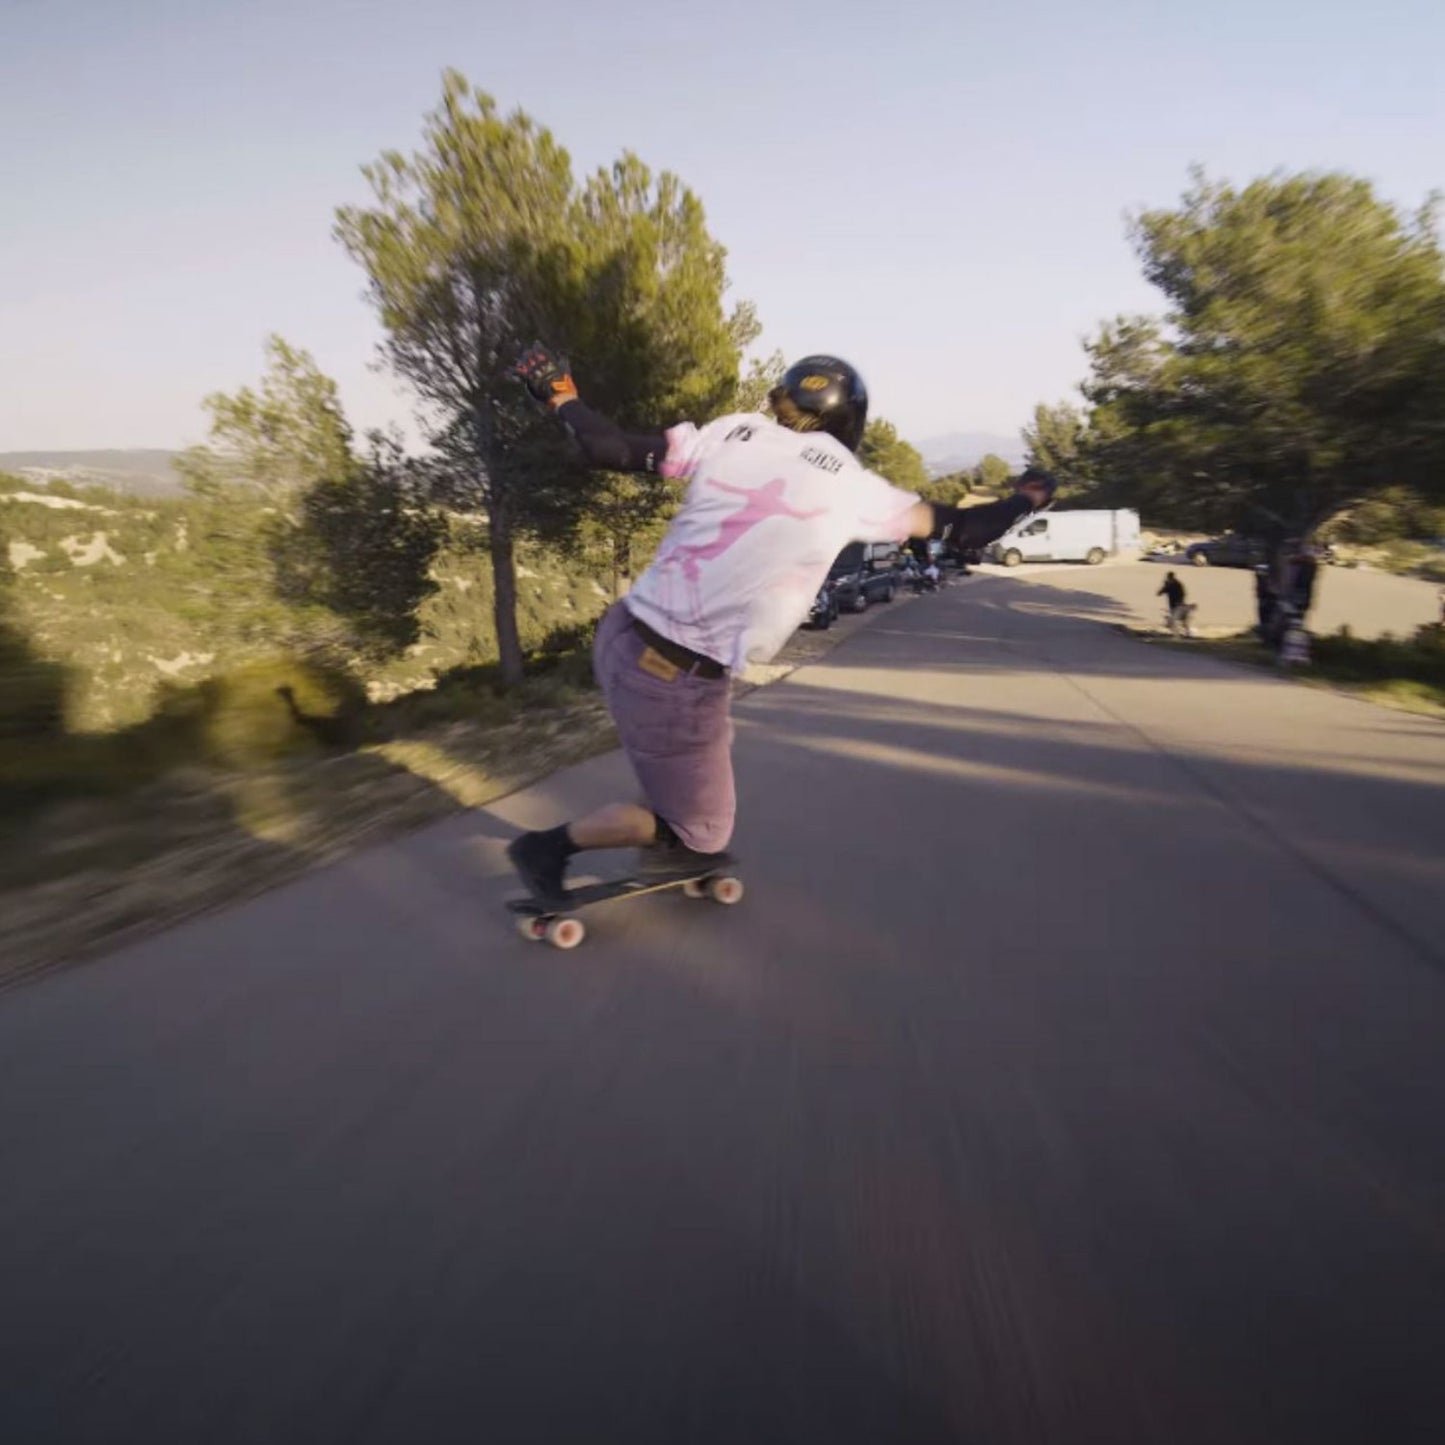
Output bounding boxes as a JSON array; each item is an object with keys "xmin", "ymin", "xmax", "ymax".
[{"xmin": 625, "ymin": 413, "xmax": 920, "ymax": 670}]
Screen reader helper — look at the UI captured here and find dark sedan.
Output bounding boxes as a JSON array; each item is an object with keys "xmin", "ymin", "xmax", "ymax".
[{"xmin": 1184, "ymin": 534, "xmax": 1268, "ymax": 569}]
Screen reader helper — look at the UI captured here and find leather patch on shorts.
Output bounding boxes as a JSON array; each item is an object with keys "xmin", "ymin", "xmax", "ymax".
[{"xmin": 638, "ymin": 646, "xmax": 681, "ymax": 682}]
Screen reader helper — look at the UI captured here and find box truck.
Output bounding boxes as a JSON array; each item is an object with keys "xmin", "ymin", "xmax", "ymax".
[{"xmin": 987, "ymin": 509, "xmax": 1141, "ymax": 567}]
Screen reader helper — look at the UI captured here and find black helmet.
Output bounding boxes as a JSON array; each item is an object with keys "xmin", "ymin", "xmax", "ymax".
[{"xmin": 768, "ymin": 355, "xmax": 868, "ymax": 452}]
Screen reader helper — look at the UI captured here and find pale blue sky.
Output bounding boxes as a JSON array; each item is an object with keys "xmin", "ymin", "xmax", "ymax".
[{"xmin": 2, "ymin": 0, "xmax": 1441, "ymax": 452}]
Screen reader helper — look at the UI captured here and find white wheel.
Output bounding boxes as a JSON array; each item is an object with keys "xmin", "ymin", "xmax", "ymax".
[
  {"xmin": 682, "ymin": 878, "xmax": 708, "ymax": 899},
  {"xmin": 546, "ymin": 916, "xmax": 586, "ymax": 949},
  {"xmin": 516, "ymin": 914, "xmax": 547, "ymax": 942},
  {"xmin": 708, "ymin": 876, "xmax": 745, "ymax": 906},
  {"xmin": 1086, "ymin": 547, "xmax": 1105, "ymax": 566},
  {"xmin": 1002, "ymin": 549, "xmax": 1022, "ymax": 568}
]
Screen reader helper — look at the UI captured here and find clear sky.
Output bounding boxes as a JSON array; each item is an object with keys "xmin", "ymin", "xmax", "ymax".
[{"xmin": 2, "ymin": 0, "xmax": 1442, "ymax": 453}]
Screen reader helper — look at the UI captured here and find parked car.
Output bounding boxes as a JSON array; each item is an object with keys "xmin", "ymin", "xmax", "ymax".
[
  {"xmin": 828, "ymin": 542, "xmax": 901, "ymax": 612},
  {"xmin": 1184, "ymin": 534, "xmax": 1268, "ymax": 568},
  {"xmin": 806, "ymin": 579, "xmax": 840, "ymax": 630}
]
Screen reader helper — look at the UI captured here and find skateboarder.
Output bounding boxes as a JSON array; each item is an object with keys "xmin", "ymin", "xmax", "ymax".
[{"xmin": 505, "ymin": 346, "xmax": 1055, "ymax": 903}]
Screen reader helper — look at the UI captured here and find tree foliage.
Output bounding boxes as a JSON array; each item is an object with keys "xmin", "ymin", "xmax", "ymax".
[
  {"xmin": 279, "ymin": 434, "xmax": 445, "ymax": 658},
  {"xmin": 1023, "ymin": 401, "xmax": 1091, "ymax": 487},
  {"xmin": 914, "ymin": 472, "xmax": 972, "ymax": 506},
  {"xmin": 177, "ymin": 335, "xmax": 354, "ymax": 499},
  {"xmin": 734, "ymin": 350, "xmax": 787, "ymax": 414},
  {"xmin": 1044, "ymin": 170, "xmax": 1445, "ymax": 538},
  {"xmin": 975, "ymin": 454, "xmax": 1014, "ymax": 492},
  {"xmin": 335, "ymin": 71, "xmax": 753, "ymax": 683},
  {"xmin": 177, "ymin": 339, "xmax": 441, "ymax": 658},
  {"xmin": 858, "ymin": 417, "xmax": 929, "ymax": 491}
]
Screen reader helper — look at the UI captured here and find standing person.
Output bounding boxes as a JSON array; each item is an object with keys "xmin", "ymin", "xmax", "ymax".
[
  {"xmin": 1158, "ymin": 570, "xmax": 1192, "ymax": 637},
  {"xmin": 1254, "ymin": 565, "xmax": 1277, "ymax": 641},
  {"xmin": 1289, "ymin": 545, "xmax": 1319, "ymax": 617},
  {"xmin": 504, "ymin": 347, "xmax": 1055, "ymax": 902}
]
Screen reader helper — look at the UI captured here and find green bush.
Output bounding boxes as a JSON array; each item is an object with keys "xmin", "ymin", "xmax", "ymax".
[{"xmin": 1311, "ymin": 623, "xmax": 1445, "ymax": 689}]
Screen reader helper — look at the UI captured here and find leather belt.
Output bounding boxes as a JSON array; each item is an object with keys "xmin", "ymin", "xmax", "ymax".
[{"xmin": 628, "ymin": 613, "xmax": 727, "ymax": 679}]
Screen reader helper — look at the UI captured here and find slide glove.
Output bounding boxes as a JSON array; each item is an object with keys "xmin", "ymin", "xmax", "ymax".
[
  {"xmin": 1015, "ymin": 466, "xmax": 1057, "ymax": 511},
  {"xmin": 511, "ymin": 342, "xmax": 578, "ymax": 410}
]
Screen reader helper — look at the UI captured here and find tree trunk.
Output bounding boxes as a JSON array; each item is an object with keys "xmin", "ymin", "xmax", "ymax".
[{"xmin": 488, "ymin": 498, "xmax": 524, "ymax": 688}]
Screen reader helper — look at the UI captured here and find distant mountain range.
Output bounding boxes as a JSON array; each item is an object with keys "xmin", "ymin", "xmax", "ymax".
[
  {"xmin": 0, "ymin": 450, "xmax": 183, "ymax": 497},
  {"xmin": 917, "ymin": 432, "xmax": 1027, "ymax": 476}
]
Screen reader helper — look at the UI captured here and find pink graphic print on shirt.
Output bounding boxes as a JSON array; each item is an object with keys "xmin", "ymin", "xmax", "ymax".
[
  {"xmin": 658, "ymin": 477, "xmax": 826, "ymax": 584},
  {"xmin": 650, "ymin": 477, "xmax": 828, "ymax": 659}
]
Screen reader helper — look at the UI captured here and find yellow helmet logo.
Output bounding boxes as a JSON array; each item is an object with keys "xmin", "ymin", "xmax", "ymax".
[{"xmin": 800, "ymin": 374, "xmax": 830, "ymax": 392}]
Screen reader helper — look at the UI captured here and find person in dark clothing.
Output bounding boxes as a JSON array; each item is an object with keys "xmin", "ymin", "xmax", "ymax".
[
  {"xmin": 1289, "ymin": 548, "xmax": 1319, "ymax": 615},
  {"xmin": 1158, "ymin": 571, "xmax": 1192, "ymax": 636},
  {"xmin": 1254, "ymin": 565, "xmax": 1277, "ymax": 641}
]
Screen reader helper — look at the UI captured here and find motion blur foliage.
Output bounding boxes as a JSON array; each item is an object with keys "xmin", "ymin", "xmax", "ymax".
[
  {"xmin": 181, "ymin": 338, "xmax": 444, "ymax": 665},
  {"xmin": 1027, "ymin": 169, "xmax": 1445, "ymax": 543},
  {"xmin": 1313, "ymin": 621, "xmax": 1445, "ymax": 693},
  {"xmin": 274, "ymin": 433, "xmax": 445, "ymax": 661},
  {"xmin": 0, "ymin": 530, "xmax": 79, "ymax": 805},
  {"xmin": 171, "ymin": 656, "xmax": 367, "ymax": 769}
]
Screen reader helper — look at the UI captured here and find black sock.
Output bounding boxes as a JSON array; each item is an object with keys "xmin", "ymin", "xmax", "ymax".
[{"xmin": 539, "ymin": 824, "xmax": 579, "ymax": 859}]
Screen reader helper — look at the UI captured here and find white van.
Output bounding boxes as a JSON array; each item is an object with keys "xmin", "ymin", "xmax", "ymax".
[{"xmin": 987, "ymin": 509, "xmax": 1141, "ymax": 567}]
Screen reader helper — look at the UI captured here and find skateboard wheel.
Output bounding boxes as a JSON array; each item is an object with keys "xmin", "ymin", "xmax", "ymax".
[
  {"xmin": 708, "ymin": 876, "xmax": 744, "ymax": 906},
  {"xmin": 682, "ymin": 878, "xmax": 708, "ymax": 900},
  {"xmin": 516, "ymin": 914, "xmax": 548, "ymax": 942},
  {"xmin": 546, "ymin": 916, "xmax": 586, "ymax": 949}
]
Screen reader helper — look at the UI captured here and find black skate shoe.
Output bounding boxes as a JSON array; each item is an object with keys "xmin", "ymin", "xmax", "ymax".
[
  {"xmin": 507, "ymin": 827, "xmax": 574, "ymax": 906},
  {"xmin": 634, "ymin": 839, "xmax": 734, "ymax": 882}
]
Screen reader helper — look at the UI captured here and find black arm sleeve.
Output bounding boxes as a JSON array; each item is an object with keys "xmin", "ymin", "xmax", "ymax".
[
  {"xmin": 930, "ymin": 494, "xmax": 1033, "ymax": 549},
  {"xmin": 556, "ymin": 399, "xmax": 670, "ymax": 474}
]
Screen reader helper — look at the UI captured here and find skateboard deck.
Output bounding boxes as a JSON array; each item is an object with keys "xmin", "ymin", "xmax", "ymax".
[{"xmin": 507, "ymin": 867, "xmax": 744, "ymax": 948}]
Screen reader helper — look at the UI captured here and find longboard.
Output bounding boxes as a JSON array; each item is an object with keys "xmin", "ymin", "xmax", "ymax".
[{"xmin": 506, "ymin": 867, "xmax": 744, "ymax": 949}]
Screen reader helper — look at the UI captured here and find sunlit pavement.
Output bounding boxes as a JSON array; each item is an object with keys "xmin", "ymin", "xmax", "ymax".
[{"xmin": 3, "ymin": 572, "xmax": 1443, "ymax": 1444}]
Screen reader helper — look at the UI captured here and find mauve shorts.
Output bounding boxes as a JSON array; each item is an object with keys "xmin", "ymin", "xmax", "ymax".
[{"xmin": 592, "ymin": 603, "xmax": 736, "ymax": 853}]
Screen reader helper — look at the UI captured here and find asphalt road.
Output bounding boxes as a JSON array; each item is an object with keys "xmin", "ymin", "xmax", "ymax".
[{"xmin": 3, "ymin": 572, "xmax": 1445, "ymax": 1444}]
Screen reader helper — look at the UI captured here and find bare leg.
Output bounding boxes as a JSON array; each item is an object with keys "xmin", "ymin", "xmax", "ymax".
[{"xmin": 566, "ymin": 802, "xmax": 658, "ymax": 851}]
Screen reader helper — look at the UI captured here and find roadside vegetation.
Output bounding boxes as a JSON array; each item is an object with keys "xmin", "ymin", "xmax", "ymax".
[
  {"xmin": 1131, "ymin": 621, "xmax": 1445, "ymax": 719},
  {"xmin": 1022, "ymin": 170, "xmax": 1445, "ymax": 574}
]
